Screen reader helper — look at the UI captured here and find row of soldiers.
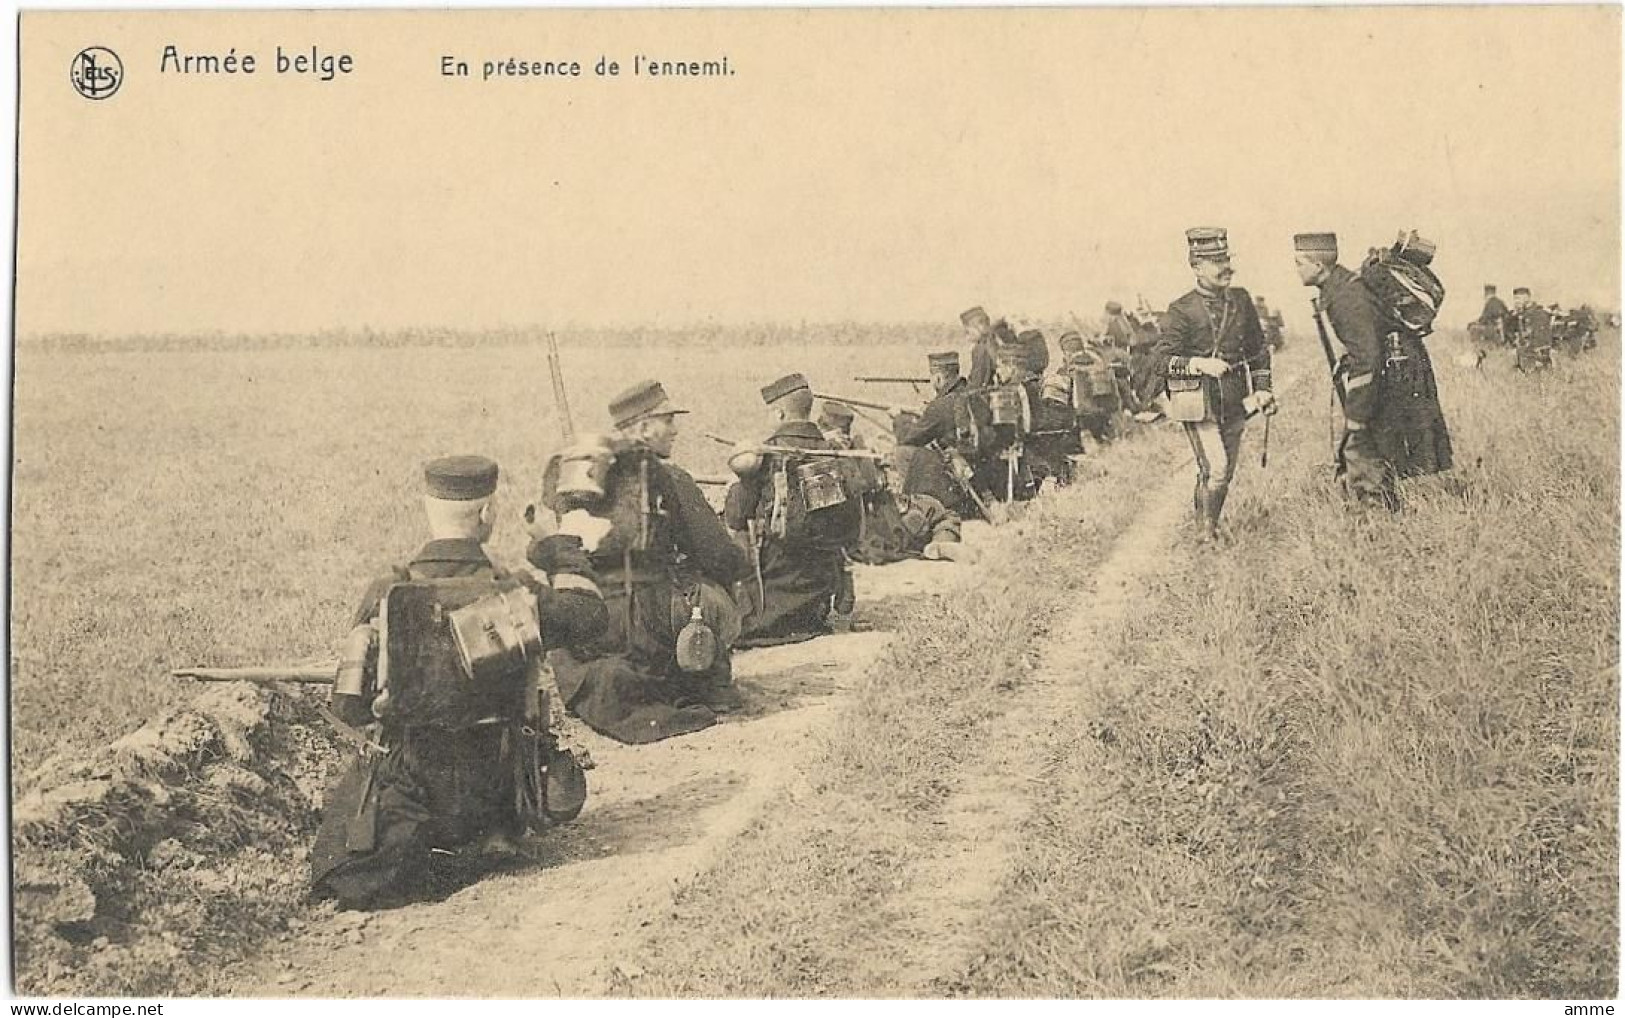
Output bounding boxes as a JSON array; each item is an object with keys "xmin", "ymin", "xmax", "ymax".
[
  {"xmin": 304, "ymin": 223, "xmax": 1465, "ymax": 911},
  {"xmin": 1474, "ymin": 285, "xmax": 1601, "ymax": 370}
]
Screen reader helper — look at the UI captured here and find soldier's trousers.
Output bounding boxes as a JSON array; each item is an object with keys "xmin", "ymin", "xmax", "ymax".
[
  {"xmin": 1340, "ymin": 428, "xmax": 1399, "ymax": 511},
  {"xmin": 309, "ymin": 724, "xmax": 517, "ymax": 911},
  {"xmin": 1182, "ymin": 418, "xmax": 1246, "ymax": 530}
]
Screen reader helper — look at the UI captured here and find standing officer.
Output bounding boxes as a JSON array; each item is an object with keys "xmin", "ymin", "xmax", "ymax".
[{"xmin": 1143, "ymin": 227, "xmax": 1277, "ymax": 540}]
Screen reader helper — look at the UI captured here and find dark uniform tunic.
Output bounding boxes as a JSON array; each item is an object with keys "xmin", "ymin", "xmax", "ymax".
[
  {"xmin": 967, "ymin": 336, "xmax": 996, "ymax": 390},
  {"xmin": 544, "ymin": 452, "xmax": 750, "ymax": 745},
  {"xmin": 1145, "ymin": 285, "xmax": 1272, "ymax": 525},
  {"xmin": 1318, "ymin": 264, "xmax": 1453, "ymax": 499},
  {"xmin": 971, "ymin": 375, "xmax": 1041, "ymax": 502},
  {"xmin": 725, "ymin": 420, "xmax": 862, "ymax": 647},
  {"xmin": 1477, "ymin": 295, "xmax": 1511, "ymax": 346},
  {"xmin": 894, "ymin": 377, "xmax": 985, "ymax": 519},
  {"xmin": 310, "ymin": 536, "xmax": 606, "ymax": 910},
  {"xmin": 1512, "ymin": 305, "xmax": 1555, "ymax": 370},
  {"xmin": 822, "ymin": 429, "xmax": 957, "ymax": 565}
]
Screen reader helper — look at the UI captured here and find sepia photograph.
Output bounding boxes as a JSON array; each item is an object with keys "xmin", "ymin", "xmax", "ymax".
[{"xmin": 9, "ymin": 5, "xmax": 1621, "ymax": 1001}]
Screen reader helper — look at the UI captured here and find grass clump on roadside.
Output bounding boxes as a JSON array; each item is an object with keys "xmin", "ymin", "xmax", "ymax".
[{"xmin": 958, "ymin": 337, "xmax": 1619, "ymax": 998}]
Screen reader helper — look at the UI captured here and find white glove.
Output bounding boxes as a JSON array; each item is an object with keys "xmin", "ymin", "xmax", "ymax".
[
  {"xmin": 557, "ymin": 509, "xmax": 613, "ymax": 553},
  {"xmin": 1189, "ymin": 357, "xmax": 1230, "ymax": 378},
  {"xmin": 1257, "ymin": 390, "xmax": 1279, "ymax": 416}
]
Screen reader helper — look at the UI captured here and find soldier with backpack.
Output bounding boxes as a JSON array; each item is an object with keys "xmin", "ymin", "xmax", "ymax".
[
  {"xmin": 891, "ymin": 351, "xmax": 995, "ymax": 521},
  {"xmin": 726, "ymin": 374, "xmax": 864, "ymax": 646},
  {"xmin": 537, "ymin": 380, "xmax": 753, "ymax": 745},
  {"xmin": 819, "ymin": 401, "xmax": 966, "ymax": 564},
  {"xmin": 1294, "ymin": 230, "xmax": 1453, "ymax": 509},
  {"xmin": 309, "ymin": 455, "xmax": 610, "ymax": 911}
]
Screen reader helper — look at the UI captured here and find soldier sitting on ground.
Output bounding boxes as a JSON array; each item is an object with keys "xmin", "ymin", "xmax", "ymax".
[
  {"xmin": 1060, "ymin": 330, "xmax": 1126, "ymax": 445},
  {"xmin": 726, "ymin": 374, "xmax": 863, "ymax": 647},
  {"xmin": 891, "ymin": 351, "xmax": 993, "ymax": 522},
  {"xmin": 309, "ymin": 455, "xmax": 609, "ymax": 911},
  {"xmin": 973, "ymin": 340, "xmax": 1041, "ymax": 502},
  {"xmin": 818, "ymin": 400, "xmax": 966, "ymax": 564},
  {"xmin": 538, "ymin": 380, "xmax": 752, "ymax": 745}
]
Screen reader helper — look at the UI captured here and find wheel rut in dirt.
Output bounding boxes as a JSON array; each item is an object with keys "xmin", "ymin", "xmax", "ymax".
[{"xmin": 847, "ymin": 468, "xmax": 1195, "ymax": 996}]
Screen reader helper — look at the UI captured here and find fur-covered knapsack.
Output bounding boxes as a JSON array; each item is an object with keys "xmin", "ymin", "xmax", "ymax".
[{"xmin": 1360, "ymin": 245, "xmax": 1446, "ymax": 336}]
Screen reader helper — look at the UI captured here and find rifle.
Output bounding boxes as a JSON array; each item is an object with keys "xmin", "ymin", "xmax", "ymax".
[
  {"xmin": 1312, "ymin": 297, "xmax": 1349, "ymax": 472},
  {"xmin": 1311, "ymin": 297, "xmax": 1347, "ymax": 409},
  {"xmin": 545, "ymin": 331, "xmax": 575, "ymax": 442},
  {"xmin": 703, "ymin": 432, "xmax": 884, "ymax": 460},
  {"xmin": 173, "ymin": 664, "xmax": 336, "ymax": 684},
  {"xmin": 812, "ymin": 392, "xmax": 927, "ymax": 417},
  {"xmin": 939, "ymin": 444, "xmax": 998, "ymax": 525},
  {"xmin": 855, "ymin": 375, "xmax": 930, "ymax": 397}
]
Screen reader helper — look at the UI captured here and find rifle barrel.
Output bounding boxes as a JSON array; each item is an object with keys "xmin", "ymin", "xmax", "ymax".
[
  {"xmin": 172, "ymin": 665, "xmax": 337, "ymax": 684},
  {"xmin": 707, "ymin": 430, "xmax": 882, "ymax": 459},
  {"xmin": 853, "ymin": 376, "xmax": 930, "ymax": 384},
  {"xmin": 812, "ymin": 391, "xmax": 910, "ymax": 414}
]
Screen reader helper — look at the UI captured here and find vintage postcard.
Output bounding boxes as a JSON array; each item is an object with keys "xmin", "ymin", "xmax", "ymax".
[{"xmin": 11, "ymin": 6, "xmax": 1621, "ymax": 1002}]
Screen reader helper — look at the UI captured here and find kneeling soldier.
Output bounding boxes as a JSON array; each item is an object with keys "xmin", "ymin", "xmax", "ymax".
[{"xmin": 309, "ymin": 455, "xmax": 609, "ymax": 911}]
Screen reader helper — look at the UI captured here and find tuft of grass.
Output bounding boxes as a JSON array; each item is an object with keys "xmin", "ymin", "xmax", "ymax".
[{"xmin": 958, "ymin": 332, "xmax": 1619, "ymax": 998}]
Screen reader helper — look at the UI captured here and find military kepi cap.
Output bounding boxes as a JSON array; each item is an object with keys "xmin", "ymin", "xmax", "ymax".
[
  {"xmin": 960, "ymin": 306, "xmax": 991, "ymax": 327},
  {"xmin": 1058, "ymin": 330, "xmax": 1086, "ymax": 354},
  {"xmin": 928, "ymin": 351, "xmax": 960, "ymax": 372},
  {"xmin": 761, "ymin": 373, "xmax": 811, "ymax": 404},
  {"xmin": 1513, "ymin": 287, "xmax": 1531, "ymax": 296},
  {"xmin": 1293, "ymin": 232, "xmax": 1339, "ymax": 257},
  {"xmin": 818, "ymin": 401, "xmax": 855, "ymax": 426},
  {"xmin": 1104, "ymin": 300, "xmax": 1123, "ymax": 315},
  {"xmin": 424, "ymin": 455, "xmax": 499, "ymax": 501},
  {"xmin": 1186, "ymin": 227, "xmax": 1229, "ymax": 259},
  {"xmin": 610, "ymin": 379, "xmax": 689, "ymax": 428},
  {"xmin": 1484, "ymin": 285, "xmax": 1498, "ymax": 294}
]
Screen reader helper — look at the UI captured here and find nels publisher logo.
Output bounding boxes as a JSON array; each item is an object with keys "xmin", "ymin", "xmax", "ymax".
[{"xmin": 70, "ymin": 46, "xmax": 123, "ymax": 100}]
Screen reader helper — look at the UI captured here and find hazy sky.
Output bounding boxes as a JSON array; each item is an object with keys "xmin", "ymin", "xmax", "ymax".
[{"xmin": 18, "ymin": 6, "xmax": 1621, "ymax": 336}]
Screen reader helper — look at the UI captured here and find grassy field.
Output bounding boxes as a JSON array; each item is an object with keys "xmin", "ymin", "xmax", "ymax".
[
  {"xmin": 8, "ymin": 332, "xmax": 951, "ymax": 775},
  {"xmin": 622, "ymin": 331, "xmax": 1620, "ymax": 998},
  {"xmin": 10, "ymin": 325, "xmax": 1618, "ymax": 997}
]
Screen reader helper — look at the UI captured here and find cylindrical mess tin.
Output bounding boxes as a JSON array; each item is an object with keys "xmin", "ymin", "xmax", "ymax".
[{"xmin": 447, "ymin": 587, "xmax": 543, "ymax": 684}]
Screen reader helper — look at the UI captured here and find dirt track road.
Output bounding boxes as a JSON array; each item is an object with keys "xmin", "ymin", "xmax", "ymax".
[
  {"xmin": 228, "ymin": 551, "xmax": 980, "ymax": 997},
  {"xmin": 231, "ymin": 459, "xmax": 1193, "ymax": 998}
]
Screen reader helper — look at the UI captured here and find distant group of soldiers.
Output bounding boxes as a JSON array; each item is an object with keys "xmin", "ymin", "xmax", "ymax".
[
  {"xmin": 307, "ymin": 220, "xmax": 1613, "ymax": 912},
  {"xmin": 1474, "ymin": 284, "xmax": 1601, "ymax": 371}
]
